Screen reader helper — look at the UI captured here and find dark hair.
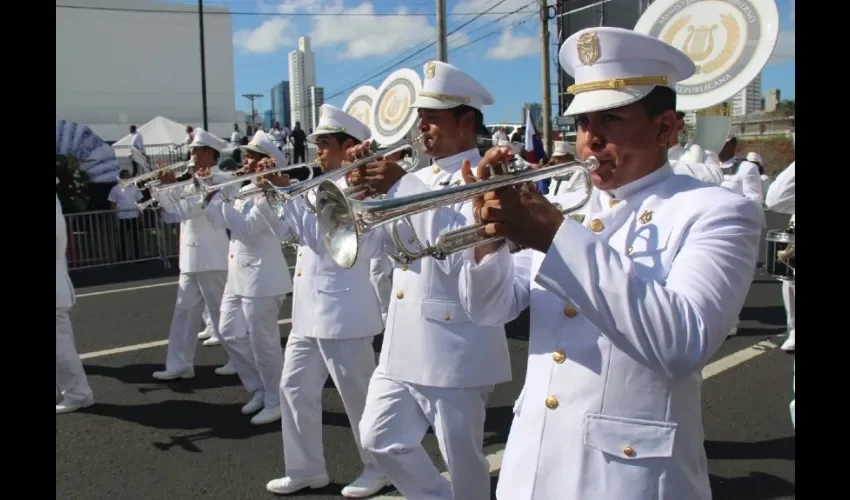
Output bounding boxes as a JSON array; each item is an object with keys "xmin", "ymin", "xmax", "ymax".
[
  {"xmin": 638, "ymin": 86, "xmax": 677, "ymax": 117},
  {"xmin": 325, "ymin": 132, "xmax": 362, "ymax": 147},
  {"xmin": 675, "ymin": 111, "xmax": 685, "ymax": 120},
  {"xmin": 451, "ymin": 105, "xmax": 484, "ymax": 135}
]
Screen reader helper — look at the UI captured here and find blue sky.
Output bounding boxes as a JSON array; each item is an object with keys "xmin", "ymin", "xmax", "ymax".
[{"xmin": 170, "ymin": 0, "xmax": 795, "ymax": 124}]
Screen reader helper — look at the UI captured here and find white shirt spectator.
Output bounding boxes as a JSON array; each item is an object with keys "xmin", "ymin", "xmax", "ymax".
[{"xmin": 107, "ymin": 185, "xmax": 142, "ymax": 219}]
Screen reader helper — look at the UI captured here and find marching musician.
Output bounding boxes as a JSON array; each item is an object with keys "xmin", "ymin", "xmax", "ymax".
[
  {"xmin": 56, "ymin": 185, "xmax": 95, "ymax": 414},
  {"xmin": 265, "ymin": 104, "xmax": 391, "ymax": 498},
  {"xmin": 457, "ymin": 28, "xmax": 763, "ymax": 499},
  {"xmin": 150, "ymin": 129, "xmax": 234, "ymax": 382},
  {"xmin": 765, "ymin": 160, "xmax": 795, "ymax": 430},
  {"xmin": 666, "ymin": 112, "xmax": 724, "ymax": 185},
  {"xmin": 345, "ymin": 61, "xmax": 511, "ymax": 500},
  {"xmin": 202, "ymin": 131, "xmax": 292, "ymax": 425},
  {"xmin": 541, "ymin": 141, "xmax": 581, "ymax": 196},
  {"xmin": 765, "ymin": 161, "xmax": 795, "ymax": 354}
]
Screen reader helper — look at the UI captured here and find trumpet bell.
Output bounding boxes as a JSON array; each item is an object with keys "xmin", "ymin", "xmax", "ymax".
[{"xmin": 316, "ymin": 180, "xmax": 361, "ymax": 269}]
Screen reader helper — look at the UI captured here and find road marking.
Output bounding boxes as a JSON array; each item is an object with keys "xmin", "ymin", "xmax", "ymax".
[
  {"xmin": 79, "ymin": 319, "xmax": 292, "ymax": 360},
  {"xmin": 701, "ymin": 337, "xmax": 780, "ymax": 379},
  {"xmin": 372, "ymin": 337, "xmax": 782, "ymax": 499},
  {"xmin": 77, "ymin": 281, "xmax": 177, "ymax": 298},
  {"xmin": 76, "ymin": 266, "xmax": 298, "ymax": 298}
]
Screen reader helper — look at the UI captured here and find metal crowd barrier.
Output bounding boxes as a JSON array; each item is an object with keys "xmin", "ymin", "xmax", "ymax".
[
  {"xmin": 65, "ymin": 207, "xmax": 296, "ymax": 270},
  {"xmin": 64, "ymin": 208, "xmax": 180, "ymax": 270}
]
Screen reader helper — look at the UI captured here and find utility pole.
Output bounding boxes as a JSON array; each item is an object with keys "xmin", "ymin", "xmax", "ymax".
[
  {"xmin": 198, "ymin": 0, "xmax": 209, "ymax": 130},
  {"xmin": 540, "ymin": 0, "xmax": 553, "ymax": 155},
  {"xmin": 436, "ymin": 0, "xmax": 448, "ymax": 62},
  {"xmin": 242, "ymin": 93, "xmax": 263, "ymax": 130}
]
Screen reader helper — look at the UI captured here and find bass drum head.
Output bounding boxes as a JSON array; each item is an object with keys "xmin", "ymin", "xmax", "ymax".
[
  {"xmin": 371, "ymin": 68, "xmax": 422, "ymax": 146},
  {"xmin": 634, "ymin": 0, "xmax": 780, "ymax": 111},
  {"xmin": 343, "ymin": 86, "xmax": 377, "ymax": 130}
]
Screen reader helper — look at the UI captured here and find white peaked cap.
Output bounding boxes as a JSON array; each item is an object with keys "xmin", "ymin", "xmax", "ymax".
[
  {"xmin": 307, "ymin": 104, "xmax": 372, "ymax": 144},
  {"xmin": 240, "ymin": 130, "xmax": 287, "ymax": 166},
  {"xmin": 559, "ymin": 27, "xmax": 695, "ymax": 116},
  {"xmin": 411, "ymin": 60, "xmax": 494, "ymax": 112},
  {"xmin": 746, "ymin": 152, "xmax": 763, "ymax": 164},
  {"xmin": 188, "ymin": 128, "xmax": 227, "ymax": 152},
  {"xmin": 552, "ymin": 141, "xmax": 576, "ymax": 157}
]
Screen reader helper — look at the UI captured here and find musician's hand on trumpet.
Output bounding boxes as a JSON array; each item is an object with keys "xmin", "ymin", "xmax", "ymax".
[
  {"xmin": 344, "ymin": 140, "xmax": 407, "ymax": 196},
  {"xmin": 157, "ymin": 170, "xmax": 179, "ymax": 185},
  {"xmin": 461, "ymin": 146, "xmax": 564, "ymax": 256}
]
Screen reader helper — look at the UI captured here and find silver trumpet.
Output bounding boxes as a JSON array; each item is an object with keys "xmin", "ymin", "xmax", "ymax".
[
  {"xmin": 135, "ymin": 172, "xmax": 212, "ymax": 210},
  {"xmin": 119, "ymin": 160, "xmax": 194, "ymax": 190},
  {"xmin": 257, "ymin": 134, "xmax": 426, "ymax": 217},
  {"xmin": 315, "ymin": 156, "xmax": 599, "ymax": 269},
  {"xmin": 198, "ymin": 161, "xmax": 317, "ymax": 208}
]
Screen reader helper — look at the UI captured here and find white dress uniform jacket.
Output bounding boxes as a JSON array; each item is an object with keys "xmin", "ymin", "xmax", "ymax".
[
  {"xmin": 720, "ymin": 159, "xmax": 764, "ymax": 205},
  {"xmin": 278, "ymin": 180, "xmax": 384, "ymax": 338},
  {"xmin": 765, "ymin": 161, "xmax": 795, "ymax": 220},
  {"xmin": 207, "ymin": 186, "xmax": 292, "ymax": 298},
  {"xmin": 56, "ymin": 195, "xmax": 75, "ymax": 309},
  {"xmin": 459, "ymin": 164, "xmax": 763, "ymax": 500},
  {"xmin": 378, "ymin": 149, "xmax": 512, "ymax": 389},
  {"xmin": 155, "ymin": 173, "xmax": 231, "ymax": 273}
]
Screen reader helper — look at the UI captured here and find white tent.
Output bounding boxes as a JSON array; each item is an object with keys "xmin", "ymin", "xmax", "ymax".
[{"xmin": 112, "ymin": 116, "xmax": 188, "ymax": 152}]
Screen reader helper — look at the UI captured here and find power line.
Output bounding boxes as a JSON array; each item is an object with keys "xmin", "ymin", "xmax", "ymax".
[
  {"xmin": 312, "ymin": 0, "xmax": 538, "ymax": 105},
  {"xmin": 55, "ymin": 4, "xmax": 537, "ymax": 17}
]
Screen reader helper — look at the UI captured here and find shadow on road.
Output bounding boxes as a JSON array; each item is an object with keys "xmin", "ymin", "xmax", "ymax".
[
  {"xmin": 705, "ymin": 436, "xmax": 795, "ymax": 461},
  {"xmin": 709, "ymin": 472, "xmax": 795, "ymax": 499},
  {"xmin": 740, "ymin": 305, "xmax": 788, "ymax": 328},
  {"xmin": 84, "ymin": 363, "xmax": 243, "ymax": 395},
  {"xmin": 70, "ymin": 259, "xmax": 181, "ymax": 289}
]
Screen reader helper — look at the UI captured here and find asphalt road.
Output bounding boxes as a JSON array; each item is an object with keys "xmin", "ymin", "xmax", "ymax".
[{"xmin": 56, "ymin": 211, "xmax": 795, "ymax": 500}]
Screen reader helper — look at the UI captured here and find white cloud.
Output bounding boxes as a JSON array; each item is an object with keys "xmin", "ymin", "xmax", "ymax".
[
  {"xmin": 486, "ymin": 27, "xmax": 539, "ymax": 60},
  {"xmin": 233, "ymin": 17, "xmax": 293, "ymax": 54},
  {"xmin": 767, "ymin": 31, "xmax": 795, "ymax": 66},
  {"xmin": 451, "ymin": 0, "xmax": 545, "ymax": 60},
  {"xmin": 234, "ymin": 0, "xmax": 474, "ymax": 59},
  {"xmin": 309, "ymin": 1, "xmax": 444, "ymax": 59}
]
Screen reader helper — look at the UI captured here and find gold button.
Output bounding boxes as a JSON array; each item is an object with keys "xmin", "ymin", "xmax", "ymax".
[
  {"xmin": 432, "ymin": 166, "xmax": 441, "ymax": 174},
  {"xmin": 563, "ymin": 305, "xmax": 578, "ymax": 318},
  {"xmin": 297, "ymin": 271, "xmax": 302, "ymax": 277},
  {"xmin": 626, "ymin": 245, "xmax": 633, "ymax": 255},
  {"xmin": 396, "ymin": 291, "xmax": 404, "ymax": 299},
  {"xmin": 623, "ymin": 446, "xmax": 635, "ymax": 457},
  {"xmin": 298, "ymin": 252, "xmax": 302, "ymax": 257},
  {"xmin": 590, "ymin": 219, "xmax": 604, "ymax": 232},
  {"xmin": 408, "ymin": 237, "xmax": 415, "ymax": 244},
  {"xmin": 230, "ymin": 254, "xmax": 234, "ymax": 258},
  {"xmin": 552, "ymin": 349, "xmax": 566, "ymax": 363},
  {"xmin": 400, "ymin": 264, "xmax": 408, "ymax": 271},
  {"xmin": 545, "ymin": 396, "xmax": 559, "ymax": 409},
  {"xmin": 444, "ymin": 314, "xmax": 451, "ymax": 321},
  {"xmin": 609, "ymin": 199, "xmax": 620, "ymax": 208}
]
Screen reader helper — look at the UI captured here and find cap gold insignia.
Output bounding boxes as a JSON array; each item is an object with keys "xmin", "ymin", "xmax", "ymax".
[
  {"xmin": 425, "ymin": 61, "xmax": 436, "ymax": 80},
  {"xmin": 577, "ymin": 32, "xmax": 601, "ymax": 66},
  {"xmin": 639, "ymin": 210, "xmax": 653, "ymax": 224}
]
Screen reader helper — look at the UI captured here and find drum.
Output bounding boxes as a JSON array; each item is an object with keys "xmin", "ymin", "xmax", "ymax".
[{"xmin": 764, "ymin": 229, "xmax": 795, "ymax": 281}]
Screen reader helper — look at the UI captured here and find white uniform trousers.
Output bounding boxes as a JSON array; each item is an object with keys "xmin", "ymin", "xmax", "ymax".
[
  {"xmin": 782, "ymin": 280, "xmax": 795, "ymax": 339},
  {"xmin": 360, "ymin": 373, "xmax": 493, "ymax": 500},
  {"xmin": 279, "ymin": 334, "xmax": 380, "ymax": 478},
  {"xmin": 790, "ymin": 360, "xmax": 795, "ymax": 429},
  {"xmin": 201, "ymin": 305, "xmax": 213, "ymax": 335},
  {"xmin": 783, "ymin": 281, "xmax": 795, "ymax": 428},
  {"xmin": 218, "ymin": 293, "xmax": 285, "ymax": 408},
  {"xmin": 56, "ymin": 308, "xmax": 94, "ymax": 404},
  {"xmin": 164, "ymin": 271, "xmax": 228, "ymax": 372},
  {"xmin": 369, "ymin": 258, "xmax": 393, "ymax": 325}
]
